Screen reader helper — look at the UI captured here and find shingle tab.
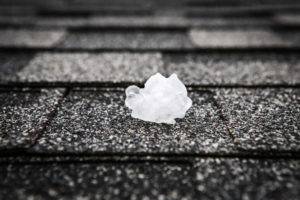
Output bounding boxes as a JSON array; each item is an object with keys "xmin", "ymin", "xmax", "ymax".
[
  {"xmin": 0, "ymin": 162, "xmax": 194, "ymax": 200},
  {"xmin": 164, "ymin": 52, "xmax": 300, "ymax": 85},
  {"xmin": 0, "ymin": 16, "xmax": 273, "ymax": 28},
  {"xmin": 0, "ymin": 6, "xmax": 36, "ymax": 16},
  {"xmin": 16, "ymin": 52, "xmax": 164, "ymax": 83},
  {"xmin": 33, "ymin": 89, "xmax": 231, "ymax": 154},
  {"xmin": 194, "ymin": 158, "xmax": 300, "ymax": 200},
  {"xmin": 0, "ymin": 16, "xmax": 189, "ymax": 28},
  {"xmin": 189, "ymin": 29, "xmax": 300, "ymax": 48},
  {"xmin": 214, "ymin": 89, "xmax": 300, "ymax": 154},
  {"xmin": 0, "ymin": 159, "xmax": 299, "ymax": 200},
  {"xmin": 0, "ymin": 52, "xmax": 34, "ymax": 83},
  {"xmin": 88, "ymin": 16, "xmax": 190, "ymax": 27},
  {"xmin": 0, "ymin": 29, "xmax": 66, "ymax": 47},
  {"xmin": 0, "ymin": 88, "xmax": 65, "ymax": 149},
  {"xmin": 59, "ymin": 30, "xmax": 194, "ymax": 49},
  {"xmin": 274, "ymin": 13, "xmax": 300, "ymax": 26}
]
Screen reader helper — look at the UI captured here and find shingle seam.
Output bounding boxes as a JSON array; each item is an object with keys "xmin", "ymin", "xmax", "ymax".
[
  {"xmin": 27, "ymin": 88, "xmax": 70, "ymax": 149},
  {"xmin": 52, "ymin": 29, "xmax": 68, "ymax": 47},
  {"xmin": 211, "ymin": 93, "xmax": 237, "ymax": 143}
]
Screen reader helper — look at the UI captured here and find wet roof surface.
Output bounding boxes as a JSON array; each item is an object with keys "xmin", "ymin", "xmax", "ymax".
[{"xmin": 0, "ymin": 0, "xmax": 299, "ymax": 199}]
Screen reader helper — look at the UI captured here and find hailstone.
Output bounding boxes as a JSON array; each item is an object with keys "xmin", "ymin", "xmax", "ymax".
[{"xmin": 125, "ymin": 73, "xmax": 192, "ymax": 124}]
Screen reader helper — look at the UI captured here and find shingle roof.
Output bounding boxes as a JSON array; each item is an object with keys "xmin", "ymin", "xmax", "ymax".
[{"xmin": 0, "ymin": 0, "xmax": 299, "ymax": 199}]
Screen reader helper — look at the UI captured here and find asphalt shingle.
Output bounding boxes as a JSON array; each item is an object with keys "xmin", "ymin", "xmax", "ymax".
[
  {"xmin": 0, "ymin": 88, "xmax": 65, "ymax": 149},
  {"xmin": 189, "ymin": 29, "xmax": 300, "ymax": 48},
  {"xmin": 38, "ymin": 7, "xmax": 153, "ymax": 17},
  {"xmin": 274, "ymin": 13, "xmax": 300, "ymax": 26},
  {"xmin": 0, "ymin": 16, "xmax": 273, "ymax": 28},
  {"xmin": 0, "ymin": 162, "xmax": 194, "ymax": 200},
  {"xmin": 59, "ymin": 30, "xmax": 194, "ymax": 49},
  {"xmin": 0, "ymin": 6, "xmax": 36, "ymax": 16},
  {"xmin": 0, "ymin": 16, "xmax": 189, "ymax": 28},
  {"xmin": 214, "ymin": 88, "xmax": 300, "ymax": 154},
  {"xmin": 1, "ymin": 0, "xmax": 300, "ymax": 198},
  {"xmin": 0, "ymin": 29, "xmax": 66, "ymax": 47},
  {"xmin": 0, "ymin": 159, "xmax": 299, "ymax": 200},
  {"xmin": 2, "ymin": 28, "xmax": 299, "ymax": 49},
  {"xmin": 164, "ymin": 52, "xmax": 300, "ymax": 85},
  {"xmin": 185, "ymin": 5, "xmax": 298, "ymax": 18},
  {"xmin": 16, "ymin": 52, "xmax": 164, "ymax": 83},
  {"xmin": 32, "ymin": 88, "xmax": 231, "ymax": 154},
  {"xmin": 88, "ymin": 16, "xmax": 190, "ymax": 28},
  {"xmin": 194, "ymin": 158, "xmax": 300, "ymax": 200},
  {"xmin": 3, "ymin": 52, "xmax": 300, "ymax": 86},
  {"xmin": 0, "ymin": 52, "xmax": 34, "ymax": 83}
]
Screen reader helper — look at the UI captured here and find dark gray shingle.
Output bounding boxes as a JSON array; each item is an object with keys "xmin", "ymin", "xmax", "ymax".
[
  {"xmin": 194, "ymin": 158, "xmax": 300, "ymax": 200},
  {"xmin": 164, "ymin": 52, "xmax": 300, "ymax": 85},
  {"xmin": 214, "ymin": 88, "xmax": 300, "ymax": 154},
  {"xmin": 0, "ymin": 159, "xmax": 299, "ymax": 200},
  {"xmin": 32, "ymin": 88, "xmax": 231, "ymax": 154},
  {"xmin": 0, "ymin": 88, "xmax": 65, "ymax": 149},
  {"xmin": 189, "ymin": 29, "xmax": 300, "ymax": 48},
  {"xmin": 16, "ymin": 52, "xmax": 164, "ymax": 83},
  {"xmin": 0, "ymin": 52, "xmax": 34, "ymax": 83},
  {"xmin": 59, "ymin": 30, "xmax": 194, "ymax": 49},
  {"xmin": 0, "ymin": 29, "xmax": 66, "ymax": 47},
  {"xmin": 0, "ymin": 162, "xmax": 194, "ymax": 200}
]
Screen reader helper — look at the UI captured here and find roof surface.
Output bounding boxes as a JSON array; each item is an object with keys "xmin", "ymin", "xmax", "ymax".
[{"xmin": 0, "ymin": 0, "xmax": 299, "ymax": 199}]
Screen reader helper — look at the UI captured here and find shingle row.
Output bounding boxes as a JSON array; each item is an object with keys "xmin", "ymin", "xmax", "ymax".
[
  {"xmin": 0, "ymin": 29, "xmax": 65, "ymax": 47},
  {"xmin": 0, "ymin": 159, "xmax": 299, "ymax": 200},
  {"xmin": 14, "ymin": 53, "xmax": 164, "ymax": 83},
  {"xmin": 1, "ymin": 28, "xmax": 300, "ymax": 49},
  {"xmin": 1, "ymin": 52, "xmax": 300, "ymax": 86},
  {"xmin": 0, "ymin": 16, "xmax": 276, "ymax": 28},
  {"xmin": 1, "ymin": 88, "xmax": 299, "ymax": 156},
  {"xmin": 1, "ymin": 1, "xmax": 299, "ymax": 17}
]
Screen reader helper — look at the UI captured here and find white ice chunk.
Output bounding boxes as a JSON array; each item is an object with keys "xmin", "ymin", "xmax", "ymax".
[{"xmin": 125, "ymin": 73, "xmax": 192, "ymax": 124}]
